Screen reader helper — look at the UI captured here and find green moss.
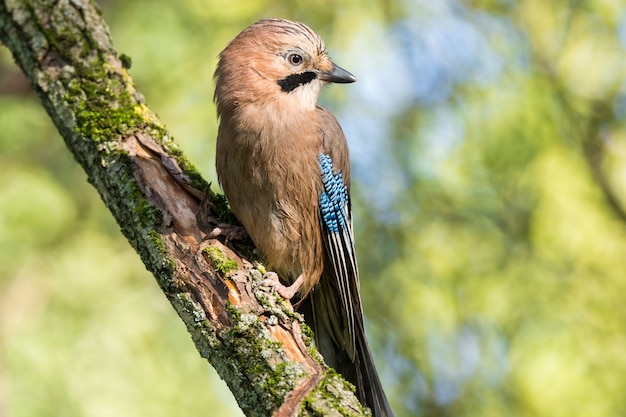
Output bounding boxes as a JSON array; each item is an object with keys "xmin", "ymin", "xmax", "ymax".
[
  {"xmin": 225, "ymin": 301, "xmax": 241, "ymax": 321},
  {"xmin": 146, "ymin": 230, "xmax": 176, "ymax": 287},
  {"xmin": 219, "ymin": 308, "xmax": 307, "ymax": 414},
  {"xmin": 170, "ymin": 149, "xmax": 208, "ymax": 191},
  {"xmin": 26, "ymin": 0, "xmax": 153, "ymax": 147},
  {"xmin": 134, "ymin": 198, "xmax": 161, "ymax": 228},
  {"xmin": 67, "ymin": 72, "xmax": 145, "ymax": 142},
  {"xmin": 301, "ymin": 370, "xmax": 369, "ymax": 417},
  {"xmin": 147, "ymin": 230, "xmax": 173, "ymax": 266},
  {"xmin": 255, "ymin": 264, "xmax": 268, "ymax": 275},
  {"xmin": 119, "ymin": 53, "xmax": 132, "ymax": 69},
  {"xmin": 300, "ymin": 322, "xmax": 314, "ymax": 341},
  {"xmin": 29, "ymin": 3, "xmax": 92, "ymax": 62},
  {"xmin": 203, "ymin": 245, "xmax": 238, "ymax": 275},
  {"xmin": 146, "ymin": 230, "xmax": 169, "ymax": 260}
]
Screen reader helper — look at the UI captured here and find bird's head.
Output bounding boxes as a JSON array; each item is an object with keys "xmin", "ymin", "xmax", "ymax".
[{"xmin": 214, "ymin": 18, "xmax": 356, "ymax": 115}]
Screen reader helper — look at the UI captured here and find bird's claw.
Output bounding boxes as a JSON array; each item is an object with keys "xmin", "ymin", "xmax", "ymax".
[
  {"xmin": 257, "ymin": 271, "xmax": 305, "ymax": 300},
  {"xmin": 258, "ymin": 272, "xmax": 299, "ymax": 300},
  {"xmin": 207, "ymin": 223, "xmax": 248, "ymax": 242}
]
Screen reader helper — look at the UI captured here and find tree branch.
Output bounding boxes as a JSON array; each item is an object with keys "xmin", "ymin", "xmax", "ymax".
[{"xmin": 0, "ymin": 0, "xmax": 368, "ymax": 415}]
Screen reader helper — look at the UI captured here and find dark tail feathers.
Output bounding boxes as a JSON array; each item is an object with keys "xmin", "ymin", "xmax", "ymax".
[
  {"xmin": 301, "ymin": 295, "xmax": 394, "ymax": 417},
  {"xmin": 353, "ymin": 323, "xmax": 394, "ymax": 417}
]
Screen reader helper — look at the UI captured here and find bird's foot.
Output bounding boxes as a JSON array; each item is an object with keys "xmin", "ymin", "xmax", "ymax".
[
  {"xmin": 206, "ymin": 223, "xmax": 248, "ymax": 242},
  {"xmin": 258, "ymin": 272, "xmax": 304, "ymax": 300}
]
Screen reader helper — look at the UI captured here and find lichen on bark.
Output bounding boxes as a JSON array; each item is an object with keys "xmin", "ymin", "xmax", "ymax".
[{"xmin": 0, "ymin": 1, "xmax": 371, "ymax": 415}]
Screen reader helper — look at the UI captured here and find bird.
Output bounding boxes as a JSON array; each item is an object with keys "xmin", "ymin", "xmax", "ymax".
[{"xmin": 214, "ymin": 18, "xmax": 394, "ymax": 417}]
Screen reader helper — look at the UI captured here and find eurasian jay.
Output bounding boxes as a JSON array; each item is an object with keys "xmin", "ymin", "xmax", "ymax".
[{"xmin": 214, "ymin": 18, "xmax": 393, "ymax": 417}]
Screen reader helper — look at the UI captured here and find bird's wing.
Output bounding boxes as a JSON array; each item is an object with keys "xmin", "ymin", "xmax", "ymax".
[
  {"xmin": 318, "ymin": 152, "xmax": 360, "ymax": 358},
  {"xmin": 316, "ymin": 109, "xmax": 362, "ymax": 359}
]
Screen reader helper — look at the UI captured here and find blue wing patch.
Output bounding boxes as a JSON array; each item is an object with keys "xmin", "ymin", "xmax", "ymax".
[
  {"xmin": 319, "ymin": 153, "xmax": 349, "ymax": 233},
  {"xmin": 318, "ymin": 152, "xmax": 360, "ymax": 357}
]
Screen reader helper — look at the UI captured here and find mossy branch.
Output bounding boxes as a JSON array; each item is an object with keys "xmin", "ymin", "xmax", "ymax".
[{"xmin": 0, "ymin": 0, "xmax": 369, "ymax": 415}]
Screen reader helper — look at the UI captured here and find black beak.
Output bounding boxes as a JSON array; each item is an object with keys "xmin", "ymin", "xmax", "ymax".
[{"xmin": 318, "ymin": 63, "xmax": 356, "ymax": 84}]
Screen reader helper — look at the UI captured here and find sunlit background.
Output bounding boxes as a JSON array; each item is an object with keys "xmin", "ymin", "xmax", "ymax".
[{"xmin": 3, "ymin": 0, "xmax": 626, "ymax": 416}]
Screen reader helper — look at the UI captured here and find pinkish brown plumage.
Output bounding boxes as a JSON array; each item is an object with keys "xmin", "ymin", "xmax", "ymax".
[{"xmin": 214, "ymin": 18, "xmax": 393, "ymax": 416}]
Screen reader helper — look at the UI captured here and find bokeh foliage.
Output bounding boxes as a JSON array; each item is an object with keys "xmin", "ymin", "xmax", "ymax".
[{"xmin": 2, "ymin": 0, "xmax": 626, "ymax": 416}]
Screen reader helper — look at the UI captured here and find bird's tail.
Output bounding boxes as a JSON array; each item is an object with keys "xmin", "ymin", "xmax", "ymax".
[
  {"xmin": 353, "ymin": 321, "xmax": 395, "ymax": 417},
  {"xmin": 302, "ymin": 291, "xmax": 394, "ymax": 417}
]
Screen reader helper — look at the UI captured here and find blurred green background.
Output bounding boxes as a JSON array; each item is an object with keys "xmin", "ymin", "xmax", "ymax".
[{"xmin": 3, "ymin": 0, "xmax": 626, "ymax": 416}]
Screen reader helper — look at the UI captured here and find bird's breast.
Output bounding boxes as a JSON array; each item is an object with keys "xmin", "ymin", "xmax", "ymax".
[{"xmin": 216, "ymin": 110, "xmax": 325, "ymax": 281}]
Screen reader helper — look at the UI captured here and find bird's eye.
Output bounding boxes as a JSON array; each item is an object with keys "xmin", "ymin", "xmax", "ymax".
[{"xmin": 288, "ymin": 53, "xmax": 303, "ymax": 66}]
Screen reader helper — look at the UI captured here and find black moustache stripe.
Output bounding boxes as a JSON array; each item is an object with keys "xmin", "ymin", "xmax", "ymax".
[{"xmin": 277, "ymin": 71, "xmax": 317, "ymax": 92}]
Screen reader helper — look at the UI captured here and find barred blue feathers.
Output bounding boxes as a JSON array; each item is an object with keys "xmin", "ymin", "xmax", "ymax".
[
  {"xmin": 318, "ymin": 152, "xmax": 359, "ymax": 358},
  {"xmin": 319, "ymin": 153, "xmax": 350, "ymax": 233}
]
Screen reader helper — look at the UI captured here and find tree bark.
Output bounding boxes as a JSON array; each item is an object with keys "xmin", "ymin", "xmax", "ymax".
[{"xmin": 0, "ymin": 1, "xmax": 369, "ymax": 415}]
